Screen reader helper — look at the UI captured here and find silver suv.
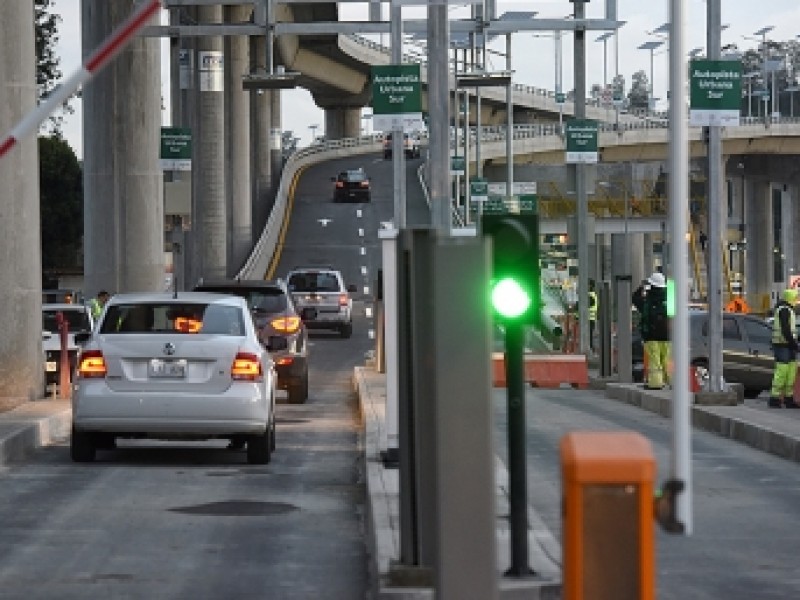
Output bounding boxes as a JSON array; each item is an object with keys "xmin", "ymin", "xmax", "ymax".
[{"xmin": 285, "ymin": 267, "xmax": 356, "ymax": 338}]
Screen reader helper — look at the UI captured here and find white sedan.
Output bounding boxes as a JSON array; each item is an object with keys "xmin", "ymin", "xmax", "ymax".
[{"xmin": 71, "ymin": 292, "xmax": 287, "ymax": 464}]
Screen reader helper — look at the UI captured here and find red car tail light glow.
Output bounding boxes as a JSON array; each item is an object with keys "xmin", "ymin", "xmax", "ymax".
[
  {"xmin": 338, "ymin": 294, "xmax": 349, "ymax": 307},
  {"xmin": 231, "ymin": 352, "xmax": 263, "ymax": 381},
  {"xmin": 270, "ymin": 316, "xmax": 301, "ymax": 334},
  {"xmin": 78, "ymin": 350, "xmax": 107, "ymax": 378},
  {"xmin": 276, "ymin": 357, "xmax": 293, "ymax": 366}
]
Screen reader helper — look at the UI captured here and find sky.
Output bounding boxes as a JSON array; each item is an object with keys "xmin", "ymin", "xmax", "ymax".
[{"xmin": 52, "ymin": 0, "xmax": 800, "ymax": 159}]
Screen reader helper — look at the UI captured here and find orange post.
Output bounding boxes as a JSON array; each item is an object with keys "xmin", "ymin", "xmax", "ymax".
[
  {"xmin": 561, "ymin": 432, "xmax": 656, "ymax": 600},
  {"xmin": 56, "ymin": 312, "xmax": 71, "ymax": 399}
]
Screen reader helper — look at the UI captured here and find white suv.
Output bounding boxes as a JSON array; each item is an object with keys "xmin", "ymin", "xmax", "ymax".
[{"xmin": 285, "ymin": 267, "xmax": 356, "ymax": 338}]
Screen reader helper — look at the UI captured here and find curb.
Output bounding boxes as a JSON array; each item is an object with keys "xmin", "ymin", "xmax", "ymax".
[{"xmin": 0, "ymin": 400, "xmax": 72, "ymax": 465}]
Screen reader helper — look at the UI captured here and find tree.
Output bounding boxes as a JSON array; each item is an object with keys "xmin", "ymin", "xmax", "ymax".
[
  {"xmin": 39, "ymin": 135, "xmax": 83, "ymax": 272},
  {"xmin": 35, "ymin": 0, "xmax": 71, "ymax": 132},
  {"xmin": 628, "ymin": 70, "xmax": 650, "ymax": 110}
]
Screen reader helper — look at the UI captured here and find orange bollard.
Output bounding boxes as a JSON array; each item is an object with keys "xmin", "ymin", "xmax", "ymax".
[{"xmin": 56, "ymin": 312, "xmax": 71, "ymax": 399}]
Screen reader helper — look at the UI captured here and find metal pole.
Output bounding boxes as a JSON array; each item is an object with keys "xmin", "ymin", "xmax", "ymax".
[
  {"xmin": 603, "ymin": 38, "xmax": 608, "ymax": 89},
  {"xmin": 706, "ymin": 1, "xmax": 724, "ymax": 394},
  {"xmin": 673, "ymin": 0, "xmax": 693, "ymax": 535},
  {"xmin": 391, "ymin": 3, "xmax": 406, "ymax": 228},
  {"xmin": 506, "ymin": 34, "xmax": 513, "ymax": 202},
  {"xmin": 428, "ymin": 0, "xmax": 451, "ymax": 233},
  {"xmin": 574, "ymin": 1, "xmax": 590, "ymax": 354},
  {"xmin": 504, "ymin": 323, "xmax": 532, "ymax": 576}
]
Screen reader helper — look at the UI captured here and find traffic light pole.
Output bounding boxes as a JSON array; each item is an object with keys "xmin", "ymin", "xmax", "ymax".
[{"xmin": 504, "ymin": 322, "xmax": 534, "ymax": 576}]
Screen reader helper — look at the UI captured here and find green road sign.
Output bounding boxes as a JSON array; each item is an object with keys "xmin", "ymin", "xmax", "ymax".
[
  {"xmin": 689, "ymin": 59, "xmax": 742, "ymax": 127},
  {"xmin": 565, "ymin": 120, "xmax": 598, "ymax": 164},
  {"xmin": 470, "ymin": 177, "xmax": 489, "ymax": 203},
  {"xmin": 451, "ymin": 155, "xmax": 466, "ymax": 175},
  {"xmin": 160, "ymin": 127, "xmax": 192, "ymax": 171},
  {"xmin": 556, "ymin": 92, "xmax": 566, "ymax": 104},
  {"xmin": 371, "ymin": 64, "xmax": 423, "ymax": 132}
]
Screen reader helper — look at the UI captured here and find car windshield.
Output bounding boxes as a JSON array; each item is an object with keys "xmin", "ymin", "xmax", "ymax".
[
  {"xmin": 100, "ymin": 302, "xmax": 245, "ymax": 335},
  {"xmin": 288, "ymin": 272, "xmax": 340, "ymax": 293},
  {"xmin": 42, "ymin": 309, "xmax": 91, "ymax": 332}
]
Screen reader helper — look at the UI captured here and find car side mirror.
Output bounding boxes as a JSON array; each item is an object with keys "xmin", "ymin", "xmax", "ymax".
[
  {"xmin": 347, "ymin": 284, "xmax": 357, "ymax": 293},
  {"xmin": 265, "ymin": 335, "xmax": 289, "ymax": 352},
  {"xmin": 300, "ymin": 307, "xmax": 317, "ymax": 321},
  {"xmin": 74, "ymin": 331, "xmax": 92, "ymax": 345}
]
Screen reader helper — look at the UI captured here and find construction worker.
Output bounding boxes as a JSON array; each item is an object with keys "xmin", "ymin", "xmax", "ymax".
[
  {"xmin": 768, "ymin": 288, "xmax": 800, "ymax": 408},
  {"xmin": 588, "ymin": 279, "xmax": 598, "ymax": 353},
  {"xmin": 633, "ymin": 272, "xmax": 671, "ymax": 390},
  {"xmin": 89, "ymin": 290, "xmax": 109, "ymax": 320}
]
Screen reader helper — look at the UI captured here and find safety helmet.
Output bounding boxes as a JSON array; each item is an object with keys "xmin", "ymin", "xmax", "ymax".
[{"xmin": 783, "ymin": 288, "xmax": 798, "ymax": 304}]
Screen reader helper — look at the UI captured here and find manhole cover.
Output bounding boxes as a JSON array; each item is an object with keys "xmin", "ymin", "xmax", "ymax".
[{"xmin": 170, "ymin": 500, "xmax": 298, "ymax": 516}]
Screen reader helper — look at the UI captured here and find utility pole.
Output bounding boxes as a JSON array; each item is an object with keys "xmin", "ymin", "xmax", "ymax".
[
  {"xmin": 391, "ymin": 2, "xmax": 406, "ymax": 228},
  {"xmin": 573, "ymin": 1, "xmax": 590, "ymax": 354},
  {"xmin": 428, "ymin": 2, "xmax": 451, "ymax": 233},
  {"xmin": 706, "ymin": 0, "xmax": 724, "ymax": 392}
]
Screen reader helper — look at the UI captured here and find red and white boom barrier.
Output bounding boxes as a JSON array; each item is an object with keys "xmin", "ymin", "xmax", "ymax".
[{"xmin": 0, "ymin": 0, "xmax": 162, "ymax": 159}]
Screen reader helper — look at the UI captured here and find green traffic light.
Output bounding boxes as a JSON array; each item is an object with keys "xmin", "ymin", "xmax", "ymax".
[{"xmin": 491, "ymin": 277, "xmax": 531, "ymax": 319}]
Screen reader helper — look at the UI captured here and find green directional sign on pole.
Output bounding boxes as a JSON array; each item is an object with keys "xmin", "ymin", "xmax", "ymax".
[
  {"xmin": 470, "ymin": 177, "xmax": 488, "ymax": 203},
  {"xmin": 555, "ymin": 92, "xmax": 566, "ymax": 104},
  {"xmin": 451, "ymin": 155, "xmax": 466, "ymax": 175},
  {"xmin": 160, "ymin": 127, "xmax": 192, "ymax": 171},
  {"xmin": 371, "ymin": 64, "xmax": 423, "ymax": 132},
  {"xmin": 565, "ymin": 120, "xmax": 598, "ymax": 164},
  {"xmin": 689, "ymin": 59, "xmax": 742, "ymax": 127}
]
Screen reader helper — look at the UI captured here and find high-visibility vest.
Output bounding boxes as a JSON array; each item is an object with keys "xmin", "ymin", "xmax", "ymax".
[
  {"xmin": 771, "ymin": 304, "xmax": 795, "ymax": 345},
  {"xmin": 89, "ymin": 298, "xmax": 102, "ymax": 319},
  {"xmin": 588, "ymin": 291, "xmax": 598, "ymax": 321}
]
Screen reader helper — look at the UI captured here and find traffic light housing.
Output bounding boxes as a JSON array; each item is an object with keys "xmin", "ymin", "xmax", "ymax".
[{"xmin": 481, "ymin": 213, "xmax": 541, "ymax": 325}]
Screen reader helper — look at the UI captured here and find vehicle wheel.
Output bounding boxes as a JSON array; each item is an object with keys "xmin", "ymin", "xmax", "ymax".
[
  {"xmin": 247, "ymin": 427, "xmax": 272, "ymax": 464},
  {"xmin": 270, "ymin": 416, "xmax": 277, "ymax": 452},
  {"xmin": 340, "ymin": 322, "xmax": 353, "ymax": 339},
  {"xmin": 288, "ymin": 375, "xmax": 308, "ymax": 404},
  {"xmin": 70, "ymin": 427, "xmax": 96, "ymax": 463}
]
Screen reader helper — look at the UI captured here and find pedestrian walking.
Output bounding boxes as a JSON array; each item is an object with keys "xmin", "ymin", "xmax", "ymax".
[
  {"xmin": 632, "ymin": 272, "xmax": 671, "ymax": 390},
  {"xmin": 769, "ymin": 288, "xmax": 800, "ymax": 408},
  {"xmin": 588, "ymin": 279, "xmax": 598, "ymax": 353}
]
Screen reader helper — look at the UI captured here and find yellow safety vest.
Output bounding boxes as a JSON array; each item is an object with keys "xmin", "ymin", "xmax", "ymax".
[
  {"xmin": 588, "ymin": 291, "xmax": 598, "ymax": 321},
  {"xmin": 771, "ymin": 305, "xmax": 796, "ymax": 345}
]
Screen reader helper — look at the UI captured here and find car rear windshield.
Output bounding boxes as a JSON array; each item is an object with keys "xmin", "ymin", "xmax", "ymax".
[
  {"xmin": 196, "ymin": 288, "xmax": 288, "ymax": 313},
  {"xmin": 288, "ymin": 272, "xmax": 341, "ymax": 293},
  {"xmin": 341, "ymin": 170, "xmax": 366, "ymax": 182},
  {"xmin": 100, "ymin": 302, "xmax": 245, "ymax": 335},
  {"xmin": 43, "ymin": 309, "xmax": 91, "ymax": 332}
]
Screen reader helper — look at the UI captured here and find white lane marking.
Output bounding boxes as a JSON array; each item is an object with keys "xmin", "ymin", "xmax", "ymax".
[
  {"xmin": 365, "ymin": 307, "xmax": 373, "ymax": 318},
  {"xmin": 363, "ymin": 286, "xmax": 370, "ymax": 295},
  {"xmin": 361, "ymin": 265, "xmax": 368, "ymax": 275},
  {"xmin": 356, "ymin": 209, "xmax": 363, "ymax": 218},
  {"xmin": 358, "ymin": 228, "xmax": 365, "ymax": 237},
  {"xmin": 318, "ymin": 218, "xmax": 332, "ymax": 227},
  {"xmin": 368, "ymin": 329, "xmax": 375, "ymax": 340},
  {"xmin": 360, "ymin": 247, "xmax": 366, "ymax": 256}
]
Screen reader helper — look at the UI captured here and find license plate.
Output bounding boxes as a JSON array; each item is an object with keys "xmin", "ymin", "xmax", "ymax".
[
  {"xmin": 148, "ymin": 358, "xmax": 187, "ymax": 378},
  {"xmin": 45, "ymin": 361, "xmax": 57, "ymax": 372}
]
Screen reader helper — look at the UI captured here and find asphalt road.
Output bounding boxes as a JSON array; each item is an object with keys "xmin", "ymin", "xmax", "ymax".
[{"xmin": 491, "ymin": 386, "xmax": 800, "ymax": 599}]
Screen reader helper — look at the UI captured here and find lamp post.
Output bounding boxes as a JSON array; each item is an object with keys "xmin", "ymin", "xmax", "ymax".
[
  {"xmin": 754, "ymin": 26, "xmax": 774, "ymax": 120},
  {"xmin": 596, "ymin": 32, "xmax": 614, "ymax": 91},
  {"xmin": 308, "ymin": 124, "xmax": 319, "ymax": 145},
  {"xmin": 638, "ymin": 40, "xmax": 664, "ymax": 112}
]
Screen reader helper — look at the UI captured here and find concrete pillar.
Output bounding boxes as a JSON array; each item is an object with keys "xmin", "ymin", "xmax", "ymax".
[
  {"xmin": 746, "ymin": 180, "xmax": 772, "ymax": 312},
  {"xmin": 791, "ymin": 184, "xmax": 800, "ymax": 271},
  {"xmin": 0, "ymin": 1, "xmax": 43, "ymax": 402},
  {"xmin": 781, "ymin": 184, "xmax": 795, "ymax": 282},
  {"xmin": 324, "ymin": 107, "xmax": 362, "ymax": 139},
  {"xmin": 250, "ymin": 36, "xmax": 273, "ymax": 241},
  {"xmin": 225, "ymin": 5, "xmax": 252, "ymax": 275},
  {"xmin": 194, "ymin": 5, "xmax": 227, "ymax": 280},
  {"xmin": 83, "ymin": 0, "xmax": 163, "ymax": 295}
]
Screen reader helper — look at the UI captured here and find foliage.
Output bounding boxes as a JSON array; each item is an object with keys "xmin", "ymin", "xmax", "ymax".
[
  {"xmin": 35, "ymin": 0, "xmax": 71, "ymax": 133},
  {"xmin": 628, "ymin": 70, "xmax": 650, "ymax": 110},
  {"xmin": 39, "ymin": 135, "xmax": 83, "ymax": 270}
]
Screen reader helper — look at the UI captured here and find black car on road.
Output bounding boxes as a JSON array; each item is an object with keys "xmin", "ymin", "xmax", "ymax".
[{"xmin": 332, "ymin": 168, "xmax": 371, "ymax": 203}]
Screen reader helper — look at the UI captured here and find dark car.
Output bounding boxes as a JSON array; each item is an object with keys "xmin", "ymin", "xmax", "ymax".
[
  {"xmin": 332, "ymin": 168, "xmax": 371, "ymax": 203},
  {"xmin": 193, "ymin": 280, "xmax": 314, "ymax": 403},
  {"xmin": 632, "ymin": 311, "xmax": 773, "ymax": 398}
]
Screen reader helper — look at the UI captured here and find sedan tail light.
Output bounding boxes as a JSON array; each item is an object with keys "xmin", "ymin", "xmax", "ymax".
[
  {"xmin": 338, "ymin": 294, "xmax": 349, "ymax": 307},
  {"xmin": 231, "ymin": 352, "xmax": 263, "ymax": 381},
  {"xmin": 359, "ymin": 181, "xmax": 369, "ymax": 188},
  {"xmin": 335, "ymin": 181, "xmax": 344, "ymax": 188},
  {"xmin": 270, "ymin": 315, "xmax": 301, "ymax": 334},
  {"xmin": 78, "ymin": 350, "xmax": 107, "ymax": 378}
]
